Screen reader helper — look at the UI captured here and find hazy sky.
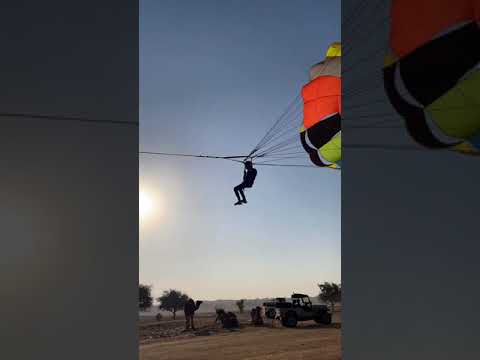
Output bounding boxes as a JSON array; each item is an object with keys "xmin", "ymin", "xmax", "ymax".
[{"xmin": 140, "ymin": 0, "xmax": 341, "ymax": 300}]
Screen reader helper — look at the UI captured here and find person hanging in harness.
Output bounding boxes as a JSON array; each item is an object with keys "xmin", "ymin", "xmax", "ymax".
[{"xmin": 233, "ymin": 161, "xmax": 257, "ymax": 205}]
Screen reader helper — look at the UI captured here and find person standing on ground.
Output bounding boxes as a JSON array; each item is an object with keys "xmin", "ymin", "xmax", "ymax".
[{"xmin": 184, "ymin": 298, "xmax": 202, "ymax": 330}]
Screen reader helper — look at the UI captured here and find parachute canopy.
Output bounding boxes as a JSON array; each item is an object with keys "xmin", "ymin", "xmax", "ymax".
[
  {"xmin": 300, "ymin": 42, "xmax": 342, "ymax": 168},
  {"xmin": 383, "ymin": 0, "xmax": 480, "ymax": 155}
]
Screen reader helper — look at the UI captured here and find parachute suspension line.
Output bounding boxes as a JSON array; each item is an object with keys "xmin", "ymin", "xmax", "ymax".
[
  {"xmin": 245, "ymin": 43, "xmax": 343, "ymax": 169},
  {"xmin": 249, "ymin": 5, "xmax": 479, "ymax": 161},
  {"xmin": 254, "ymin": 95, "xmax": 302, "ymax": 148},
  {"xmin": 254, "ymin": 135, "xmax": 300, "ymax": 157},
  {"xmin": 0, "ymin": 112, "xmax": 138, "ymax": 126},
  {"xmin": 255, "ymin": 110, "xmax": 303, "ymax": 149},
  {"xmin": 253, "ymin": 134, "xmax": 300, "ymax": 158},
  {"xmin": 244, "ymin": 94, "xmax": 303, "ymax": 162},
  {"xmin": 140, "ymin": 92, "xmax": 312, "ymax": 168},
  {"xmin": 339, "ymin": 23, "xmax": 480, "ymax": 135},
  {"xmin": 249, "ymin": 41, "xmax": 341, "ymax": 167},
  {"xmin": 247, "ymin": 108, "xmax": 301, "ymax": 160},
  {"xmin": 344, "ymin": 12, "xmax": 472, "ymax": 86},
  {"xmin": 252, "ymin": 163, "xmax": 323, "ymax": 168},
  {"xmin": 139, "ymin": 151, "xmax": 246, "ymax": 163}
]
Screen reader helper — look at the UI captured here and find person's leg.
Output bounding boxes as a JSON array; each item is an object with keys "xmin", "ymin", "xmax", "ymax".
[
  {"xmin": 185, "ymin": 315, "xmax": 190, "ymax": 330},
  {"xmin": 238, "ymin": 187, "xmax": 246, "ymax": 203},
  {"xmin": 191, "ymin": 315, "xmax": 195, "ymax": 330},
  {"xmin": 234, "ymin": 183, "xmax": 247, "ymax": 205},
  {"xmin": 233, "ymin": 184, "xmax": 242, "ymax": 202}
]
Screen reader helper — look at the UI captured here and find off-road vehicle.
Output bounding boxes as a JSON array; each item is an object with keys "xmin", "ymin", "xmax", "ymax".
[{"xmin": 263, "ymin": 293, "xmax": 332, "ymax": 328}]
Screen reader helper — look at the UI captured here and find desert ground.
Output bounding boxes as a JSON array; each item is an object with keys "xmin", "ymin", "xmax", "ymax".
[{"xmin": 139, "ymin": 309, "xmax": 341, "ymax": 360}]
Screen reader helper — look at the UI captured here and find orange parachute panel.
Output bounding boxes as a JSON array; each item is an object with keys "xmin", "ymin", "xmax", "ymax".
[
  {"xmin": 302, "ymin": 76, "xmax": 341, "ymax": 129},
  {"xmin": 390, "ymin": 0, "xmax": 479, "ymax": 58}
]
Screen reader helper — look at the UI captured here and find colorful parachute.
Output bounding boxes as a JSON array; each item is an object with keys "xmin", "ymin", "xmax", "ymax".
[
  {"xmin": 300, "ymin": 42, "xmax": 342, "ymax": 168},
  {"xmin": 383, "ymin": 0, "xmax": 480, "ymax": 154}
]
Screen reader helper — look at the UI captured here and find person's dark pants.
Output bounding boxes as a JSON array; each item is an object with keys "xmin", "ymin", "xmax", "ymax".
[
  {"xmin": 234, "ymin": 182, "xmax": 251, "ymax": 202},
  {"xmin": 185, "ymin": 314, "xmax": 195, "ymax": 330}
]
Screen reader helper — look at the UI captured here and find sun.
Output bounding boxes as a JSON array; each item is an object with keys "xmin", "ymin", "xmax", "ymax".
[{"xmin": 139, "ymin": 190, "xmax": 154, "ymax": 220}]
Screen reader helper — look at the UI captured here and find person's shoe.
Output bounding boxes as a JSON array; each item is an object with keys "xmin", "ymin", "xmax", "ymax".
[
  {"xmin": 242, "ymin": 199, "xmax": 247, "ymax": 204},
  {"xmin": 234, "ymin": 201, "xmax": 243, "ymax": 205}
]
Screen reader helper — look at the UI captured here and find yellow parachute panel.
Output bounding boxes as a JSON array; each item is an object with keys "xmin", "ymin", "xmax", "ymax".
[{"xmin": 326, "ymin": 42, "xmax": 341, "ymax": 57}]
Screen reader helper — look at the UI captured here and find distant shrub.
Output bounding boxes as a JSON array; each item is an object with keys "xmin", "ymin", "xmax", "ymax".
[{"xmin": 236, "ymin": 299, "xmax": 245, "ymax": 313}]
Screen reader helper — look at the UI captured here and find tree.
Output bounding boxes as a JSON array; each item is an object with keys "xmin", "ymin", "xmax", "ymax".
[
  {"xmin": 157, "ymin": 289, "xmax": 188, "ymax": 319},
  {"xmin": 139, "ymin": 284, "xmax": 153, "ymax": 311},
  {"xmin": 236, "ymin": 299, "xmax": 245, "ymax": 314},
  {"xmin": 318, "ymin": 282, "xmax": 341, "ymax": 312}
]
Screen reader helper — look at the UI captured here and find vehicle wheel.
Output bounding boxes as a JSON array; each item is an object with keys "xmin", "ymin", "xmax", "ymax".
[
  {"xmin": 282, "ymin": 312, "xmax": 298, "ymax": 328},
  {"xmin": 314, "ymin": 312, "xmax": 332, "ymax": 325}
]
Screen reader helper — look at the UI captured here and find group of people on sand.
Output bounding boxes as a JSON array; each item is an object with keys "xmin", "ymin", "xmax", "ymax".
[
  {"xmin": 215, "ymin": 309, "xmax": 240, "ymax": 329},
  {"xmin": 250, "ymin": 306, "xmax": 264, "ymax": 326},
  {"xmin": 183, "ymin": 297, "xmax": 266, "ymax": 331}
]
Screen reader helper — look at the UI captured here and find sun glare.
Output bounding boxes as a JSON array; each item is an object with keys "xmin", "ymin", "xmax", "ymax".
[{"xmin": 139, "ymin": 191, "xmax": 154, "ymax": 220}]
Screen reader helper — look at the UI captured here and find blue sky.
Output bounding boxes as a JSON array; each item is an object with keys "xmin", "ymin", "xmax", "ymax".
[{"xmin": 140, "ymin": 0, "xmax": 340, "ymax": 300}]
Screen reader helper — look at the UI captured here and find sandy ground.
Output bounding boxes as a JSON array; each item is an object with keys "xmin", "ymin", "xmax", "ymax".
[{"xmin": 139, "ymin": 311, "xmax": 341, "ymax": 360}]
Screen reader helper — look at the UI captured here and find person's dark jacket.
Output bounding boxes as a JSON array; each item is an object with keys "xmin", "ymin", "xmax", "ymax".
[
  {"xmin": 243, "ymin": 168, "xmax": 257, "ymax": 187},
  {"xmin": 184, "ymin": 299, "xmax": 196, "ymax": 316}
]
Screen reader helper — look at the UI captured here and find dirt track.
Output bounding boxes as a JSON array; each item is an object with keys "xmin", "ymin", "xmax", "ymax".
[{"xmin": 139, "ymin": 312, "xmax": 341, "ymax": 360}]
